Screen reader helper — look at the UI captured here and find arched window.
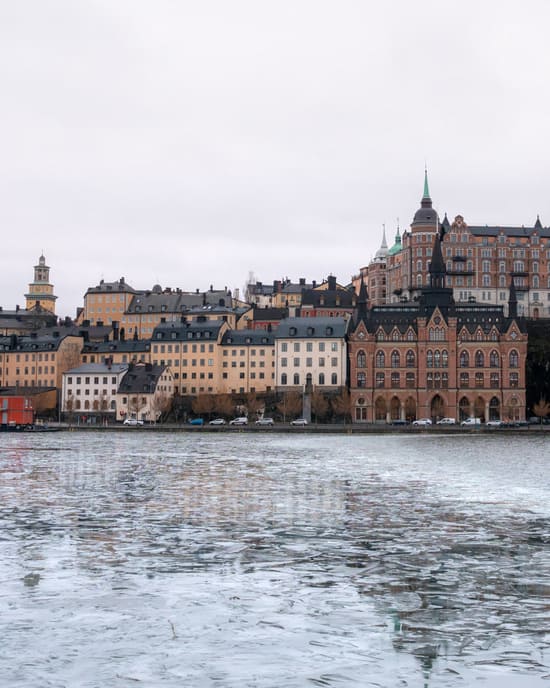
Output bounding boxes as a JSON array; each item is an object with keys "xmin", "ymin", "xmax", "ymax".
[
  {"xmin": 533, "ymin": 275, "xmax": 539, "ymax": 288},
  {"xmin": 533, "ymin": 261, "xmax": 539, "ymax": 273},
  {"xmin": 357, "ymin": 372, "xmax": 366, "ymax": 388},
  {"xmin": 426, "ymin": 350, "xmax": 433, "ymax": 368},
  {"xmin": 293, "ymin": 373, "xmax": 300, "ymax": 385},
  {"xmin": 375, "ymin": 351, "xmax": 385, "ymax": 367},
  {"xmin": 434, "ymin": 350, "xmax": 441, "ymax": 367},
  {"xmin": 357, "ymin": 350, "xmax": 366, "ymax": 368},
  {"xmin": 460, "ymin": 351, "xmax": 469, "ymax": 367},
  {"xmin": 499, "ymin": 275, "xmax": 506, "ymax": 287},
  {"xmin": 442, "ymin": 350, "xmax": 448, "ymax": 367},
  {"xmin": 406, "ymin": 350, "xmax": 415, "ymax": 367},
  {"xmin": 475, "ymin": 350, "xmax": 484, "ymax": 367},
  {"xmin": 509, "ymin": 350, "xmax": 519, "ymax": 368},
  {"xmin": 331, "ymin": 373, "xmax": 338, "ymax": 385},
  {"xmin": 319, "ymin": 372, "xmax": 325, "ymax": 385},
  {"xmin": 490, "ymin": 350, "xmax": 499, "ymax": 367},
  {"xmin": 391, "ymin": 350, "xmax": 400, "ymax": 368},
  {"xmin": 84, "ymin": 400, "xmax": 90, "ymax": 410},
  {"xmin": 281, "ymin": 373, "xmax": 287, "ymax": 385}
]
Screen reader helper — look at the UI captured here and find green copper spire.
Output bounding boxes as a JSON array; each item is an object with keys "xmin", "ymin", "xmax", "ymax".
[{"xmin": 423, "ymin": 167, "xmax": 430, "ymax": 200}]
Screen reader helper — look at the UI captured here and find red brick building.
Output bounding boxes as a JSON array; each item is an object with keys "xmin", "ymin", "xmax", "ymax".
[{"xmin": 348, "ymin": 231, "xmax": 527, "ymax": 423}]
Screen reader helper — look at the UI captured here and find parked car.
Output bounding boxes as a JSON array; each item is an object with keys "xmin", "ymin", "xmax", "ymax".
[
  {"xmin": 460, "ymin": 417, "xmax": 481, "ymax": 427},
  {"xmin": 123, "ymin": 417, "xmax": 144, "ymax": 426},
  {"xmin": 485, "ymin": 420, "xmax": 502, "ymax": 428},
  {"xmin": 290, "ymin": 418, "xmax": 308, "ymax": 426},
  {"xmin": 189, "ymin": 418, "xmax": 204, "ymax": 426},
  {"xmin": 209, "ymin": 418, "xmax": 226, "ymax": 425},
  {"xmin": 255, "ymin": 418, "xmax": 274, "ymax": 426},
  {"xmin": 229, "ymin": 417, "xmax": 248, "ymax": 425},
  {"xmin": 412, "ymin": 418, "xmax": 432, "ymax": 426},
  {"xmin": 436, "ymin": 417, "xmax": 456, "ymax": 425},
  {"xmin": 390, "ymin": 419, "xmax": 409, "ymax": 426}
]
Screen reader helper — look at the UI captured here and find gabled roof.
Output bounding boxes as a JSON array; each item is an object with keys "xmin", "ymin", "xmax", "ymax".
[{"xmin": 118, "ymin": 364, "xmax": 168, "ymax": 394}]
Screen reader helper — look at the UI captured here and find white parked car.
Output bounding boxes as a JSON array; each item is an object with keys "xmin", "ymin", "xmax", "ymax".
[
  {"xmin": 209, "ymin": 418, "xmax": 226, "ymax": 425},
  {"xmin": 412, "ymin": 418, "xmax": 432, "ymax": 426},
  {"xmin": 436, "ymin": 417, "xmax": 456, "ymax": 425},
  {"xmin": 461, "ymin": 417, "xmax": 482, "ymax": 427},
  {"xmin": 255, "ymin": 418, "xmax": 274, "ymax": 426},
  {"xmin": 229, "ymin": 417, "xmax": 248, "ymax": 425},
  {"xmin": 123, "ymin": 417, "xmax": 144, "ymax": 426},
  {"xmin": 290, "ymin": 418, "xmax": 308, "ymax": 426},
  {"xmin": 485, "ymin": 420, "xmax": 502, "ymax": 428}
]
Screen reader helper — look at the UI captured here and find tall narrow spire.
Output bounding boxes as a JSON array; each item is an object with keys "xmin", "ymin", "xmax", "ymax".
[
  {"xmin": 357, "ymin": 276, "xmax": 369, "ymax": 321},
  {"xmin": 508, "ymin": 275, "xmax": 518, "ymax": 319},
  {"xmin": 429, "ymin": 233, "xmax": 446, "ymax": 289},
  {"xmin": 423, "ymin": 167, "xmax": 430, "ymax": 200}
]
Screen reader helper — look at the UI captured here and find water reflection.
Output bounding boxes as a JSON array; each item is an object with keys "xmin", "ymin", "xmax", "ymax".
[{"xmin": 0, "ymin": 432, "xmax": 548, "ymax": 686}]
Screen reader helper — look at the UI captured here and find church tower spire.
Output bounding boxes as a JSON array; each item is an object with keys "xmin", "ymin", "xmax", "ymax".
[{"xmin": 25, "ymin": 253, "xmax": 57, "ymax": 313}]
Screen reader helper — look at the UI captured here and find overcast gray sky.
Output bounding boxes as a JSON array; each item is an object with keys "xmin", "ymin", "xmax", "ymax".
[{"xmin": 1, "ymin": 0, "xmax": 549, "ymax": 317}]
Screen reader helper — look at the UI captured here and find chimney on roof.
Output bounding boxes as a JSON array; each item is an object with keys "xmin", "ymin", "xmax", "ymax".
[
  {"xmin": 210, "ymin": 284, "xmax": 213, "ymax": 292},
  {"xmin": 112, "ymin": 321, "xmax": 119, "ymax": 341},
  {"xmin": 83, "ymin": 319, "xmax": 90, "ymax": 327},
  {"xmin": 299, "ymin": 278, "xmax": 306, "ymax": 286},
  {"xmin": 328, "ymin": 275, "xmax": 337, "ymax": 291},
  {"xmin": 312, "ymin": 280, "xmax": 316, "ymax": 288},
  {"xmin": 97, "ymin": 320, "xmax": 104, "ymax": 327},
  {"xmin": 16, "ymin": 305, "xmax": 19, "ymax": 312},
  {"xmin": 120, "ymin": 327, "xmax": 125, "ymax": 341}
]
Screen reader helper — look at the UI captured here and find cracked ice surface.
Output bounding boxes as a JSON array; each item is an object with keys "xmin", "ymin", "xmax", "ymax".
[{"xmin": 0, "ymin": 432, "xmax": 548, "ymax": 687}]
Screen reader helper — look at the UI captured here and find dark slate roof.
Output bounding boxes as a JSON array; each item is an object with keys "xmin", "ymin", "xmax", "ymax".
[
  {"xmin": 118, "ymin": 364, "xmax": 168, "ymax": 394},
  {"xmin": 467, "ymin": 224, "xmax": 550, "ymax": 239},
  {"xmin": 152, "ymin": 320, "xmax": 225, "ymax": 341},
  {"xmin": 86, "ymin": 278, "xmax": 137, "ymax": 294},
  {"xmin": 127, "ymin": 292, "xmax": 184, "ymax": 314},
  {"xmin": 64, "ymin": 363, "xmax": 129, "ymax": 375},
  {"xmin": 251, "ymin": 307, "xmax": 288, "ymax": 321},
  {"xmin": 0, "ymin": 332, "xmax": 82, "ymax": 352},
  {"xmin": 365, "ymin": 305, "xmax": 420, "ymax": 334},
  {"xmin": 82, "ymin": 340, "xmax": 151, "ymax": 354},
  {"xmin": 300, "ymin": 288, "xmax": 354, "ymax": 308},
  {"xmin": 221, "ymin": 329, "xmax": 274, "ymax": 346},
  {"xmin": 274, "ymin": 317, "xmax": 349, "ymax": 339}
]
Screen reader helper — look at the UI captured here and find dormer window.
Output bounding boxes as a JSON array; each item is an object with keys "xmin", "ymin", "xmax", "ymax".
[
  {"xmin": 289, "ymin": 327, "xmax": 297, "ymax": 336},
  {"xmin": 325, "ymin": 327, "xmax": 333, "ymax": 336}
]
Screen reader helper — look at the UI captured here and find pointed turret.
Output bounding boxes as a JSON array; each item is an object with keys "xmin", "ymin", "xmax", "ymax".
[
  {"xmin": 374, "ymin": 225, "xmax": 388, "ymax": 262},
  {"xmin": 535, "ymin": 215, "xmax": 543, "ymax": 230},
  {"xmin": 354, "ymin": 276, "xmax": 369, "ymax": 323},
  {"xmin": 412, "ymin": 169, "xmax": 438, "ymax": 228},
  {"xmin": 508, "ymin": 275, "xmax": 518, "ymax": 319},
  {"xmin": 429, "ymin": 233, "xmax": 446, "ymax": 289}
]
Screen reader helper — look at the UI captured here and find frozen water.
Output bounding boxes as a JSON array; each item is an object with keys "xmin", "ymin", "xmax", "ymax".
[{"xmin": 0, "ymin": 432, "xmax": 548, "ymax": 686}]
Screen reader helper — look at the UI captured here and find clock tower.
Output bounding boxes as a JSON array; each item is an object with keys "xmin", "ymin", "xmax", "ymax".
[{"xmin": 25, "ymin": 253, "xmax": 57, "ymax": 314}]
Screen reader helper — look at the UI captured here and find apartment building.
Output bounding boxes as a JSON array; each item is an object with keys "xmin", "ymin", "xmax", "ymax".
[
  {"xmin": 62, "ymin": 362, "xmax": 129, "ymax": 419},
  {"xmin": 274, "ymin": 317, "xmax": 349, "ymax": 393},
  {"xmin": 219, "ymin": 329, "xmax": 275, "ymax": 395}
]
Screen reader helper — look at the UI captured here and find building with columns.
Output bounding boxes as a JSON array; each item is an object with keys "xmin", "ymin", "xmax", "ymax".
[{"xmin": 348, "ymin": 230, "xmax": 527, "ymax": 424}]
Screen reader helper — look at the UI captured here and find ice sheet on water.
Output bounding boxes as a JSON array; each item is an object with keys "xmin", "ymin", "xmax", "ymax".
[{"xmin": 0, "ymin": 431, "xmax": 548, "ymax": 686}]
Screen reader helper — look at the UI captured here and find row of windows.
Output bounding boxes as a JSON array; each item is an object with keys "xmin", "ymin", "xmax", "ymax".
[
  {"xmin": 0, "ymin": 353, "xmax": 55, "ymax": 362},
  {"xmin": 67, "ymin": 376, "xmax": 119, "ymax": 385},
  {"xmin": 280, "ymin": 357, "xmax": 339, "ymax": 368},
  {"xmin": 67, "ymin": 389, "xmax": 117, "ymax": 396},
  {"xmin": 66, "ymin": 400, "xmax": 117, "ymax": 410},
  {"xmin": 280, "ymin": 342, "xmax": 338, "ymax": 352},
  {"xmin": 280, "ymin": 373, "xmax": 339, "ymax": 385}
]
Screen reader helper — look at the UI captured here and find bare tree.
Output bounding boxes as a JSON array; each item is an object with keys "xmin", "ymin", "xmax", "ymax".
[
  {"xmin": 128, "ymin": 395, "xmax": 147, "ymax": 419},
  {"xmin": 192, "ymin": 394, "xmax": 215, "ymax": 419},
  {"xmin": 246, "ymin": 392, "xmax": 263, "ymax": 419},
  {"xmin": 276, "ymin": 391, "xmax": 302, "ymax": 421},
  {"xmin": 533, "ymin": 398, "xmax": 550, "ymax": 424},
  {"xmin": 212, "ymin": 394, "xmax": 235, "ymax": 419},
  {"xmin": 331, "ymin": 389, "xmax": 353, "ymax": 424},
  {"xmin": 150, "ymin": 393, "xmax": 172, "ymax": 423},
  {"xmin": 311, "ymin": 390, "xmax": 329, "ymax": 423}
]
